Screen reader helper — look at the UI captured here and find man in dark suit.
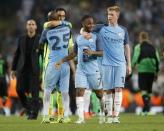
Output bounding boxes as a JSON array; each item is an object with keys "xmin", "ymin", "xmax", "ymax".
[{"xmin": 11, "ymin": 19, "xmax": 42, "ymax": 119}]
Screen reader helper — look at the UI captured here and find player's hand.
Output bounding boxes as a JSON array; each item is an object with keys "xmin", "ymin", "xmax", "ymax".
[
  {"xmin": 82, "ymin": 31, "xmax": 92, "ymax": 40},
  {"xmin": 83, "ymin": 49, "xmax": 93, "ymax": 55},
  {"xmin": 84, "ymin": 33, "xmax": 92, "ymax": 40},
  {"xmin": 126, "ymin": 65, "xmax": 132, "ymax": 75},
  {"xmin": 11, "ymin": 71, "xmax": 16, "ymax": 79},
  {"xmin": 55, "ymin": 61, "xmax": 62, "ymax": 70},
  {"xmin": 80, "ymin": 28, "xmax": 92, "ymax": 40}
]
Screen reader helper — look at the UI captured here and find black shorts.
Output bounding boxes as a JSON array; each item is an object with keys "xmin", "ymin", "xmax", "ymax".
[{"xmin": 138, "ymin": 73, "xmax": 155, "ymax": 93}]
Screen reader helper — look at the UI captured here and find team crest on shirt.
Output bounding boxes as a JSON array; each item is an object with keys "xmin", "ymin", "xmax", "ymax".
[
  {"xmin": 89, "ymin": 38, "xmax": 94, "ymax": 42},
  {"xmin": 118, "ymin": 32, "xmax": 124, "ymax": 38}
]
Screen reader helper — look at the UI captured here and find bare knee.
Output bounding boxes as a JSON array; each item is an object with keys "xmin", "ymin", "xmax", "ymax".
[
  {"xmin": 76, "ymin": 88, "xmax": 85, "ymax": 96},
  {"xmin": 115, "ymin": 87, "xmax": 122, "ymax": 92}
]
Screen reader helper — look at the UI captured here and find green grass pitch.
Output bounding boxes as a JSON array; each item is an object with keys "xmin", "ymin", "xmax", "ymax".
[{"xmin": 0, "ymin": 113, "xmax": 164, "ymax": 131}]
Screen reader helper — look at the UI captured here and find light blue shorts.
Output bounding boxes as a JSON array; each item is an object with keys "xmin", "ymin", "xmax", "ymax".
[
  {"xmin": 44, "ymin": 62, "xmax": 70, "ymax": 93},
  {"xmin": 75, "ymin": 69, "xmax": 102, "ymax": 90},
  {"xmin": 97, "ymin": 57, "xmax": 103, "ymax": 77},
  {"xmin": 102, "ymin": 64, "xmax": 126, "ymax": 90}
]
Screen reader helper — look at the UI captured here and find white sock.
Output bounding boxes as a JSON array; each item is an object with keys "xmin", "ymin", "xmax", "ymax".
[
  {"xmin": 76, "ymin": 96, "xmax": 84, "ymax": 120},
  {"xmin": 99, "ymin": 95, "xmax": 105, "ymax": 116},
  {"xmin": 84, "ymin": 89, "xmax": 91, "ymax": 113},
  {"xmin": 62, "ymin": 92, "xmax": 70, "ymax": 118},
  {"xmin": 114, "ymin": 91, "xmax": 122, "ymax": 117},
  {"xmin": 105, "ymin": 93, "xmax": 113, "ymax": 117},
  {"xmin": 3, "ymin": 107, "xmax": 11, "ymax": 116},
  {"xmin": 43, "ymin": 89, "xmax": 51, "ymax": 116}
]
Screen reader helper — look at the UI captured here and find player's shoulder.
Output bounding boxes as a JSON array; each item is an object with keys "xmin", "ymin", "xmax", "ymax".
[
  {"xmin": 76, "ymin": 34, "xmax": 83, "ymax": 40},
  {"xmin": 95, "ymin": 23, "xmax": 106, "ymax": 29},
  {"xmin": 91, "ymin": 33, "xmax": 97, "ymax": 39},
  {"xmin": 62, "ymin": 20, "xmax": 72, "ymax": 28},
  {"xmin": 118, "ymin": 25, "xmax": 128, "ymax": 32},
  {"xmin": 76, "ymin": 34, "xmax": 87, "ymax": 44},
  {"xmin": 134, "ymin": 43, "xmax": 141, "ymax": 49},
  {"xmin": 43, "ymin": 22, "xmax": 49, "ymax": 29}
]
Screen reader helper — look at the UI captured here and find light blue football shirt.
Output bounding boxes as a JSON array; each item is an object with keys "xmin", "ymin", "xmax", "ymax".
[
  {"xmin": 74, "ymin": 33, "xmax": 100, "ymax": 75},
  {"xmin": 94, "ymin": 24, "xmax": 129, "ymax": 66},
  {"xmin": 40, "ymin": 24, "xmax": 71, "ymax": 63}
]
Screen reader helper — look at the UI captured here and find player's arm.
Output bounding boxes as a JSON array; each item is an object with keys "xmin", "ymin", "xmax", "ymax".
[
  {"xmin": 45, "ymin": 21, "xmax": 61, "ymax": 28},
  {"xmin": 68, "ymin": 30, "xmax": 76, "ymax": 76},
  {"xmin": 55, "ymin": 51, "xmax": 76, "ymax": 70},
  {"xmin": 80, "ymin": 24, "xmax": 104, "ymax": 39},
  {"xmin": 125, "ymin": 44, "xmax": 131, "ymax": 73},
  {"xmin": 45, "ymin": 20, "xmax": 71, "ymax": 28},
  {"xmin": 84, "ymin": 35, "xmax": 103, "ymax": 57},
  {"xmin": 11, "ymin": 37, "xmax": 21, "ymax": 79},
  {"xmin": 154, "ymin": 49, "xmax": 160, "ymax": 81},
  {"xmin": 155, "ymin": 49, "xmax": 160, "ymax": 73},
  {"xmin": 124, "ymin": 28, "xmax": 132, "ymax": 75},
  {"xmin": 39, "ymin": 29, "xmax": 48, "ymax": 49},
  {"xmin": 83, "ymin": 49, "xmax": 103, "ymax": 57},
  {"xmin": 131, "ymin": 44, "xmax": 140, "ymax": 68},
  {"xmin": 55, "ymin": 42, "xmax": 78, "ymax": 70}
]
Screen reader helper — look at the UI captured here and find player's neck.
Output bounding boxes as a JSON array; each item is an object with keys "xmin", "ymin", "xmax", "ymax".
[
  {"xmin": 84, "ymin": 28, "xmax": 91, "ymax": 33},
  {"xmin": 108, "ymin": 21, "xmax": 118, "ymax": 27}
]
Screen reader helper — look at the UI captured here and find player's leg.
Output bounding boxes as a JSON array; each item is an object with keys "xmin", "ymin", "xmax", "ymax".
[
  {"xmin": 16, "ymin": 74, "xmax": 31, "ymax": 116},
  {"xmin": 43, "ymin": 46, "xmax": 57, "ymax": 120},
  {"xmin": 94, "ymin": 89, "xmax": 105, "ymax": 124},
  {"xmin": 28, "ymin": 75, "xmax": 40, "ymax": 119},
  {"xmin": 139, "ymin": 73, "xmax": 154, "ymax": 115},
  {"xmin": 88, "ymin": 71, "xmax": 105, "ymax": 123},
  {"xmin": 84, "ymin": 89, "xmax": 92, "ymax": 119},
  {"xmin": 90, "ymin": 92, "xmax": 100, "ymax": 115},
  {"xmin": 113, "ymin": 87, "xmax": 122, "ymax": 123},
  {"xmin": 42, "ymin": 63, "xmax": 59, "ymax": 123},
  {"xmin": 102, "ymin": 65, "xmax": 114, "ymax": 123},
  {"xmin": 59, "ymin": 63, "xmax": 70, "ymax": 123},
  {"xmin": 113, "ymin": 65, "xmax": 126, "ymax": 123},
  {"xmin": 75, "ymin": 88, "xmax": 85, "ymax": 124},
  {"xmin": 49, "ymin": 90, "xmax": 57, "ymax": 121},
  {"xmin": 74, "ymin": 70, "xmax": 88, "ymax": 124},
  {"xmin": 56, "ymin": 91, "xmax": 64, "ymax": 118}
]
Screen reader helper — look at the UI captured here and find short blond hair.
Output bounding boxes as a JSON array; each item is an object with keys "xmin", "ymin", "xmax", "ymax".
[
  {"xmin": 139, "ymin": 31, "xmax": 149, "ymax": 42},
  {"xmin": 107, "ymin": 5, "xmax": 120, "ymax": 13}
]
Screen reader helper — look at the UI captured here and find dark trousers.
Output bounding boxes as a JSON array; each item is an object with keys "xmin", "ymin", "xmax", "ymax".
[
  {"xmin": 138, "ymin": 73, "xmax": 154, "ymax": 93},
  {"xmin": 138, "ymin": 73, "xmax": 155, "ymax": 112},
  {"xmin": 0, "ymin": 77, "xmax": 7, "ymax": 97},
  {"xmin": 16, "ymin": 72, "xmax": 40, "ymax": 116}
]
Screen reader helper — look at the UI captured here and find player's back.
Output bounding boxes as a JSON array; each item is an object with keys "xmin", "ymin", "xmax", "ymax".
[{"xmin": 46, "ymin": 25, "xmax": 71, "ymax": 63}]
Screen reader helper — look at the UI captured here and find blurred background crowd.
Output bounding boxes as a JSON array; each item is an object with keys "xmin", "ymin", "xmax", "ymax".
[{"xmin": 0, "ymin": 0, "xmax": 163, "ymax": 116}]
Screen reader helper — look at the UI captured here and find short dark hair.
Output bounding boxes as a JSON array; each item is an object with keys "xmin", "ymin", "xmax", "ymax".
[
  {"xmin": 48, "ymin": 11, "xmax": 59, "ymax": 21},
  {"xmin": 55, "ymin": 8, "xmax": 66, "ymax": 14},
  {"xmin": 81, "ymin": 15, "xmax": 93, "ymax": 23}
]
